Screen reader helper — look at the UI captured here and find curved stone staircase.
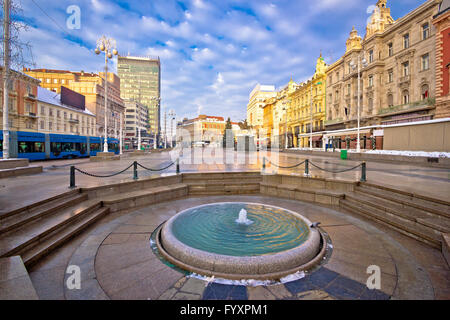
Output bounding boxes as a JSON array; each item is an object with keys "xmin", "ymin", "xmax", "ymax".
[{"xmin": 1, "ymin": 171, "xmax": 448, "ymax": 299}]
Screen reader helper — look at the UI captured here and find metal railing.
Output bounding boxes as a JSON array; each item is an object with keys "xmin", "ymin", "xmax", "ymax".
[
  {"xmin": 262, "ymin": 157, "xmax": 366, "ymax": 182},
  {"xmin": 69, "ymin": 159, "xmax": 180, "ymax": 188}
]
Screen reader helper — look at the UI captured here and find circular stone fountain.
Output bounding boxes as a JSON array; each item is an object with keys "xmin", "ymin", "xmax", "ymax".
[{"xmin": 156, "ymin": 202, "xmax": 325, "ymax": 280}]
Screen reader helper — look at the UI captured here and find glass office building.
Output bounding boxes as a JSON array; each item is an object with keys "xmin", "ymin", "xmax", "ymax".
[{"xmin": 117, "ymin": 56, "xmax": 161, "ymax": 134}]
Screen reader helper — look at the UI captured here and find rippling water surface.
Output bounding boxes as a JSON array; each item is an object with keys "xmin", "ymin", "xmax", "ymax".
[{"xmin": 171, "ymin": 203, "xmax": 310, "ymax": 257}]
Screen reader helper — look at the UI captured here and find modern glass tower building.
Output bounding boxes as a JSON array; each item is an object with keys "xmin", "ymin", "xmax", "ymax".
[{"xmin": 117, "ymin": 56, "xmax": 161, "ymax": 135}]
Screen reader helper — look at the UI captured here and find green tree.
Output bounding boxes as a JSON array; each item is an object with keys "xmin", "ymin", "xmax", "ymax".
[{"xmin": 222, "ymin": 117, "xmax": 234, "ymax": 148}]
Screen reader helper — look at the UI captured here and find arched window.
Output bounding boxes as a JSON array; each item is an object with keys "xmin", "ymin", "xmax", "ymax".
[
  {"xmin": 402, "ymin": 90, "xmax": 410, "ymax": 104},
  {"xmin": 421, "ymin": 84, "xmax": 429, "ymax": 100},
  {"xmin": 387, "ymin": 94, "xmax": 394, "ymax": 107}
]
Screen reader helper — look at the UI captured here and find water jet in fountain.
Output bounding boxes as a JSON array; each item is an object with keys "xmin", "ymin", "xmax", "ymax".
[
  {"xmin": 236, "ymin": 208, "xmax": 253, "ymax": 225},
  {"xmin": 156, "ymin": 202, "xmax": 325, "ymax": 281}
]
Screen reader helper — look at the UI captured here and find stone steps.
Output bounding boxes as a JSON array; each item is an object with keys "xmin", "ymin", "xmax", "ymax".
[
  {"xmin": 357, "ymin": 183, "xmax": 450, "ymax": 218},
  {"xmin": 0, "ymin": 189, "xmax": 81, "ymax": 219},
  {"xmin": 340, "ymin": 197, "xmax": 442, "ymax": 248},
  {"xmin": 0, "ymin": 193, "xmax": 89, "ymax": 235},
  {"xmin": 0, "ymin": 200, "xmax": 102, "ymax": 258},
  {"xmin": 101, "ymin": 183, "xmax": 188, "ymax": 212},
  {"xmin": 260, "ymin": 182, "xmax": 344, "ymax": 206},
  {"xmin": 189, "ymin": 183, "xmax": 260, "ymax": 195},
  {"xmin": 22, "ymin": 207, "xmax": 110, "ymax": 268},
  {"xmin": 0, "ymin": 165, "xmax": 43, "ymax": 179},
  {"xmin": 346, "ymin": 192, "xmax": 450, "ymax": 233},
  {"xmin": 0, "ymin": 256, "xmax": 38, "ymax": 300}
]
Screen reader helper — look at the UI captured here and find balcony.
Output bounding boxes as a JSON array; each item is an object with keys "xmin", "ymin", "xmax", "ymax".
[
  {"xmin": 398, "ymin": 75, "xmax": 410, "ymax": 86},
  {"xmin": 378, "ymin": 98, "xmax": 435, "ymax": 116},
  {"xmin": 325, "ymin": 118, "xmax": 344, "ymax": 126},
  {"xmin": 24, "ymin": 93, "xmax": 36, "ymax": 100},
  {"xmin": 25, "ymin": 112, "xmax": 37, "ymax": 118},
  {"xmin": 68, "ymin": 119, "xmax": 79, "ymax": 124}
]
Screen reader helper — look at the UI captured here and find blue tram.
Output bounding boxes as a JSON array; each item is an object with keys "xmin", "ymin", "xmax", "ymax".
[{"xmin": 0, "ymin": 131, "xmax": 119, "ymax": 161}]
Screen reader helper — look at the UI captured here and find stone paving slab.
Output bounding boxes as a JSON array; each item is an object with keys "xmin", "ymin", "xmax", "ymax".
[
  {"xmin": 25, "ymin": 194, "xmax": 449, "ymax": 300},
  {"xmin": 0, "ymin": 256, "xmax": 38, "ymax": 300}
]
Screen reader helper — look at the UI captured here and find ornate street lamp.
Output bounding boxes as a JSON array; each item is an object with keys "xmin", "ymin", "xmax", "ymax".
[
  {"xmin": 150, "ymin": 96, "xmax": 161, "ymax": 149},
  {"xmin": 350, "ymin": 53, "xmax": 368, "ymax": 153},
  {"xmin": 95, "ymin": 36, "xmax": 118, "ymax": 153}
]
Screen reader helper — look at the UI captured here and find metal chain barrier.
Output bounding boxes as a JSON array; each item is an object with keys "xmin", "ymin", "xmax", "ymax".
[
  {"xmin": 262, "ymin": 157, "xmax": 367, "ymax": 182},
  {"xmin": 309, "ymin": 161, "xmax": 362, "ymax": 174},
  {"xmin": 137, "ymin": 159, "xmax": 178, "ymax": 172},
  {"xmin": 69, "ymin": 159, "xmax": 181, "ymax": 188},
  {"xmin": 263, "ymin": 157, "xmax": 306, "ymax": 169},
  {"xmin": 74, "ymin": 163, "xmax": 134, "ymax": 178}
]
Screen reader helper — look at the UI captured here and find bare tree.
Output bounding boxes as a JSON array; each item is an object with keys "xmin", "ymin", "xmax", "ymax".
[
  {"xmin": 1, "ymin": 0, "xmax": 35, "ymax": 159},
  {"xmin": 0, "ymin": 0, "xmax": 35, "ymax": 71}
]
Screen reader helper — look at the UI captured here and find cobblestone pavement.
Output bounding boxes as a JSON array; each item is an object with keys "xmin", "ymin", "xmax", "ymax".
[
  {"xmin": 28, "ymin": 195, "xmax": 449, "ymax": 300},
  {"xmin": 1, "ymin": 149, "xmax": 449, "ymax": 215}
]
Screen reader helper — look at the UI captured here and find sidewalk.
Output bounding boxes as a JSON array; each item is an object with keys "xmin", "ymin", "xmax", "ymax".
[{"xmin": 1, "ymin": 150, "xmax": 449, "ymax": 215}]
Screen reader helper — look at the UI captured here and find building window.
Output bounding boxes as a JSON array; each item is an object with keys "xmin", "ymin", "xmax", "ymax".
[
  {"xmin": 368, "ymin": 98, "xmax": 373, "ymax": 113},
  {"xmin": 53, "ymin": 79, "xmax": 58, "ymax": 84},
  {"xmin": 402, "ymin": 90, "xmax": 410, "ymax": 104},
  {"xmin": 369, "ymin": 50, "xmax": 374, "ymax": 63},
  {"xmin": 388, "ymin": 43, "xmax": 393, "ymax": 57},
  {"xmin": 368, "ymin": 75, "xmax": 374, "ymax": 87},
  {"xmin": 64, "ymin": 112, "xmax": 67, "ymax": 119},
  {"xmin": 40, "ymin": 121, "xmax": 45, "ymax": 130},
  {"xmin": 49, "ymin": 109, "xmax": 53, "ymax": 117},
  {"xmin": 57, "ymin": 110, "xmax": 60, "ymax": 118},
  {"xmin": 49, "ymin": 122, "xmax": 53, "ymax": 131},
  {"xmin": 403, "ymin": 34, "xmax": 410, "ymax": 49},
  {"xmin": 387, "ymin": 94, "xmax": 394, "ymax": 107},
  {"xmin": 46, "ymin": 79, "xmax": 51, "ymax": 84},
  {"xmin": 26, "ymin": 103, "xmax": 31, "ymax": 113},
  {"xmin": 388, "ymin": 69, "xmax": 394, "ymax": 83},
  {"xmin": 347, "ymin": 84, "xmax": 351, "ymax": 95},
  {"xmin": 61, "ymin": 79, "xmax": 66, "ymax": 84},
  {"xmin": 40, "ymin": 105, "xmax": 45, "ymax": 115},
  {"xmin": 422, "ymin": 23, "xmax": 430, "ymax": 40},
  {"xmin": 422, "ymin": 53, "xmax": 429, "ymax": 71},
  {"xmin": 421, "ymin": 84, "xmax": 429, "ymax": 100},
  {"xmin": 403, "ymin": 61, "xmax": 409, "ymax": 77}
]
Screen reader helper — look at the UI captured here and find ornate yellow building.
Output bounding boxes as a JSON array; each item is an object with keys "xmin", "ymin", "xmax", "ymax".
[{"xmin": 287, "ymin": 55, "xmax": 328, "ymax": 148}]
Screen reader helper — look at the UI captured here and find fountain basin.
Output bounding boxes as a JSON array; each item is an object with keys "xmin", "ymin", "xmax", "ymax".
[{"xmin": 157, "ymin": 203, "xmax": 324, "ymax": 280}]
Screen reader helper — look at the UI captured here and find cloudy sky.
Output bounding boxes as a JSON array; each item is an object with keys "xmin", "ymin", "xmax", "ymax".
[{"xmin": 16, "ymin": 0, "xmax": 426, "ymax": 122}]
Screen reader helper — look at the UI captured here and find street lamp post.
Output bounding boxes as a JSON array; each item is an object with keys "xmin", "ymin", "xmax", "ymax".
[
  {"xmin": 282, "ymin": 100, "xmax": 290, "ymax": 149},
  {"xmin": 95, "ymin": 36, "xmax": 118, "ymax": 153},
  {"xmin": 350, "ymin": 53, "xmax": 368, "ymax": 153},
  {"xmin": 168, "ymin": 110, "xmax": 176, "ymax": 148},
  {"xmin": 119, "ymin": 112, "xmax": 123, "ymax": 155},
  {"xmin": 2, "ymin": 0, "xmax": 11, "ymax": 159},
  {"xmin": 150, "ymin": 96, "xmax": 160, "ymax": 149}
]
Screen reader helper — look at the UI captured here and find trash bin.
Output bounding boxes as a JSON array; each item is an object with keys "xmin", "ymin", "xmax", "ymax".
[{"xmin": 340, "ymin": 149, "xmax": 348, "ymax": 160}]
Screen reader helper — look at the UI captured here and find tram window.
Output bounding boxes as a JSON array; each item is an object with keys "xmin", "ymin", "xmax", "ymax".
[
  {"xmin": 90, "ymin": 143, "xmax": 100, "ymax": 151},
  {"xmin": 75, "ymin": 143, "xmax": 81, "ymax": 152},
  {"xmin": 0, "ymin": 139, "xmax": 2, "ymax": 151},
  {"xmin": 80, "ymin": 143, "xmax": 87, "ymax": 154},
  {"xmin": 62, "ymin": 142, "xmax": 73, "ymax": 152},
  {"xmin": 34, "ymin": 142, "xmax": 45, "ymax": 153},
  {"xmin": 51, "ymin": 142, "xmax": 62, "ymax": 153},
  {"xmin": 108, "ymin": 143, "xmax": 118, "ymax": 152},
  {"xmin": 19, "ymin": 142, "xmax": 30, "ymax": 153}
]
